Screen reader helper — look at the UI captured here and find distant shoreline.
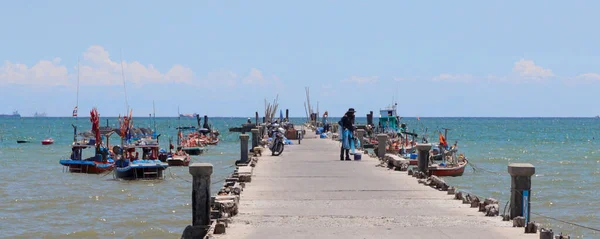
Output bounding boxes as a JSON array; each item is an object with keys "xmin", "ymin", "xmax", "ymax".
[{"xmin": 5, "ymin": 116, "xmax": 600, "ymax": 119}]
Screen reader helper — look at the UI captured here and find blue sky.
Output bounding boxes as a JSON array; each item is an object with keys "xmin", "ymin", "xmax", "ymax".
[{"xmin": 1, "ymin": 0, "xmax": 599, "ymax": 117}]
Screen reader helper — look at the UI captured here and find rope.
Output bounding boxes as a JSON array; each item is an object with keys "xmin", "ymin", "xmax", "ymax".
[
  {"xmin": 530, "ymin": 212, "xmax": 600, "ymax": 232},
  {"xmin": 467, "ymin": 161, "xmax": 503, "ymax": 175}
]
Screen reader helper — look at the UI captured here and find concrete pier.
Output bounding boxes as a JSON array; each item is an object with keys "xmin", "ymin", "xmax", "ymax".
[{"xmin": 215, "ymin": 137, "xmax": 536, "ymax": 239}]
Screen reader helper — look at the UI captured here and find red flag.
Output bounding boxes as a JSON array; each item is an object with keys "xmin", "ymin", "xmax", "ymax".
[{"xmin": 439, "ymin": 133, "xmax": 448, "ymax": 148}]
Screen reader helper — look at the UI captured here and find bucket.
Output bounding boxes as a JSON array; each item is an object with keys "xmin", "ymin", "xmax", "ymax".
[{"xmin": 354, "ymin": 153, "xmax": 362, "ymax": 160}]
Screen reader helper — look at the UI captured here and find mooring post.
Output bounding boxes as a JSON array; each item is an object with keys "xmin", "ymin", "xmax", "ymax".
[
  {"xmin": 356, "ymin": 129, "xmax": 365, "ymax": 149},
  {"xmin": 508, "ymin": 163, "xmax": 535, "ymax": 223},
  {"xmin": 240, "ymin": 134, "xmax": 250, "ymax": 164},
  {"xmin": 182, "ymin": 163, "xmax": 213, "ymax": 239},
  {"xmin": 415, "ymin": 143, "xmax": 432, "ymax": 173},
  {"xmin": 376, "ymin": 134, "xmax": 387, "ymax": 158},
  {"xmin": 255, "ymin": 112, "xmax": 259, "ymax": 126},
  {"xmin": 250, "ymin": 128, "xmax": 259, "ymax": 151}
]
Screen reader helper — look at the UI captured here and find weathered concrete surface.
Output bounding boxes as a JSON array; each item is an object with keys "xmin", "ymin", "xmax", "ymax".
[{"xmin": 216, "ymin": 137, "xmax": 537, "ymax": 239}]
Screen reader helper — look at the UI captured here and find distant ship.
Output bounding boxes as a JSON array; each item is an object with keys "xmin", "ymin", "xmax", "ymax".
[
  {"xmin": 34, "ymin": 112, "xmax": 47, "ymax": 117},
  {"xmin": 180, "ymin": 113, "xmax": 198, "ymax": 118},
  {"xmin": 0, "ymin": 111, "xmax": 21, "ymax": 118}
]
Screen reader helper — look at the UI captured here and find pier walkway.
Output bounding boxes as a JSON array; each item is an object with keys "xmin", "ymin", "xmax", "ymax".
[{"xmin": 217, "ymin": 136, "xmax": 537, "ymax": 239}]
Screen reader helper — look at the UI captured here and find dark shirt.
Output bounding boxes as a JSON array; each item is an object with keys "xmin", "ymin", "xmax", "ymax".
[{"xmin": 340, "ymin": 115, "xmax": 354, "ymax": 131}]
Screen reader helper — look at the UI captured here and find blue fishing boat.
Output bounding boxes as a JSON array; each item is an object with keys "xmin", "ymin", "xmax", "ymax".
[
  {"xmin": 114, "ymin": 111, "xmax": 168, "ymax": 180},
  {"xmin": 378, "ymin": 103, "xmax": 400, "ymax": 134},
  {"xmin": 60, "ymin": 108, "xmax": 116, "ymax": 174}
]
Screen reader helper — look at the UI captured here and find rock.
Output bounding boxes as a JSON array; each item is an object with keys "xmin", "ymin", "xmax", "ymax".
[
  {"xmin": 484, "ymin": 198, "xmax": 499, "ymax": 206},
  {"xmin": 462, "ymin": 194, "xmax": 472, "ymax": 204},
  {"xmin": 478, "ymin": 202, "xmax": 486, "ymax": 212},
  {"xmin": 539, "ymin": 228, "xmax": 553, "ymax": 239},
  {"xmin": 513, "ymin": 216, "xmax": 525, "ymax": 227},
  {"xmin": 214, "ymin": 222, "xmax": 226, "ymax": 234},
  {"xmin": 454, "ymin": 191, "xmax": 463, "ymax": 200},
  {"xmin": 448, "ymin": 187, "xmax": 456, "ymax": 195},
  {"xmin": 470, "ymin": 196, "xmax": 480, "ymax": 208},
  {"xmin": 524, "ymin": 221, "xmax": 538, "ymax": 233},
  {"xmin": 407, "ymin": 169, "xmax": 413, "ymax": 175},
  {"xmin": 485, "ymin": 204, "xmax": 499, "ymax": 216}
]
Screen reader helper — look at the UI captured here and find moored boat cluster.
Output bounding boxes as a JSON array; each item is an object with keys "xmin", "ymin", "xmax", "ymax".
[{"xmin": 58, "ymin": 108, "xmax": 220, "ymax": 180}]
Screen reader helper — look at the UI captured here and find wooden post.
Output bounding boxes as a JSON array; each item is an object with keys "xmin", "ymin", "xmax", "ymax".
[
  {"xmin": 415, "ymin": 143, "xmax": 432, "ymax": 173},
  {"xmin": 250, "ymin": 129, "xmax": 259, "ymax": 151},
  {"xmin": 255, "ymin": 112, "xmax": 259, "ymax": 126},
  {"xmin": 376, "ymin": 134, "xmax": 387, "ymax": 158},
  {"xmin": 240, "ymin": 134, "xmax": 249, "ymax": 164},
  {"xmin": 508, "ymin": 163, "xmax": 535, "ymax": 223},
  {"xmin": 182, "ymin": 163, "xmax": 213, "ymax": 239}
]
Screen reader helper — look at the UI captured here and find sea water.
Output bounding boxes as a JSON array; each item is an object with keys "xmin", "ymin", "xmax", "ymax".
[{"xmin": 0, "ymin": 117, "xmax": 598, "ymax": 238}]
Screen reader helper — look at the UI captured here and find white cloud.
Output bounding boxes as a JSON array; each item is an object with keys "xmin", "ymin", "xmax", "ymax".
[
  {"xmin": 0, "ymin": 45, "xmax": 196, "ymax": 86},
  {"xmin": 80, "ymin": 45, "xmax": 194, "ymax": 86},
  {"xmin": 242, "ymin": 68, "xmax": 265, "ymax": 84},
  {"xmin": 0, "ymin": 58, "xmax": 69, "ymax": 86},
  {"xmin": 343, "ymin": 76, "xmax": 378, "ymax": 84},
  {"xmin": 433, "ymin": 74, "xmax": 473, "ymax": 82},
  {"xmin": 513, "ymin": 59, "xmax": 554, "ymax": 79},
  {"xmin": 577, "ymin": 73, "xmax": 600, "ymax": 81}
]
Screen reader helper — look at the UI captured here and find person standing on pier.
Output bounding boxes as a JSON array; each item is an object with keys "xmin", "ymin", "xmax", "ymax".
[{"xmin": 339, "ymin": 108, "xmax": 356, "ymax": 161}]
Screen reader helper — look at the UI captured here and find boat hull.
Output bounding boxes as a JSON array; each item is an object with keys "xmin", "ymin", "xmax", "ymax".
[
  {"xmin": 115, "ymin": 160, "xmax": 168, "ymax": 180},
  {"xmin": 428, "ymin": 160, "xmax": 467, "ymax": 177},
  {"xmin": 167, "ymin": 159, "xmax": 189, "ymax": 166},
  {"xmin": 182, "ymin": 147, "xmax": 204, "ymax": 155},
  {"xmin": 42, "ymin": 140, "xmax": 54, "ymax": 145},
  {"xmin": 205, "ymin": 138, "xmax": 219, "ymax": 145},
  {"xmin": 59, "ymin": 160, "xmax": 114, "ymax": 174}
]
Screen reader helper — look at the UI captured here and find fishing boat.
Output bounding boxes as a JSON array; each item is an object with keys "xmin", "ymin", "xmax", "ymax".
[
  {"xmin": 114, "ymin": 111, "xmax": 168, "ymax": 180},
  {"xmin": 17, "ymin": 140, "xmax": 30, "ymax": 144},
  {"xmin": 115, "ymin": 142, "xmax": 168, "ymax": 180},
  {"xmin": 42, "ymin": 138, "xmax": 54, "ymax": 145},
  {"xmin": 427, "ymin": 130, "xmax": 468, "ymax": 177},
  {"xmin": 176, "ymin": 120, "xmax": 205, "ymax": 155},
  {"xmin": 428, "ymin": 152, "xmax": 468, "ymax": 177},
  {"xmin": 166, "ymin": 148, "xmax": 191, "ymax": 166},
  {"xmin": 59, "ymin": 108, "xmax": 115, "ymax": 174},
  {"xmin": 180, "ymin": 134, "xmax": 205, "ymax": 155}
]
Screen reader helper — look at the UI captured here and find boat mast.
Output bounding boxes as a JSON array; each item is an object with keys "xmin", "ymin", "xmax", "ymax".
[
  {"xmin": 120, "ymin": 49, "xmax": 129, "ymax": 113},
  {"xmin": 177, "ymin": 106, "xmax": 181, "ymax": 146},
  {"xmin": 75, "ymin": 57, "xmax": 80, "ymax": 121},
  {"xmin": 153, "ymin": 100, "xmax": 156, "ymax": 133}
]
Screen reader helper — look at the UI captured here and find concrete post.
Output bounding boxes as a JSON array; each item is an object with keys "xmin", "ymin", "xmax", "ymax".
[
  {"xmin": 250, "ymin": 129, "xmax": 259, "ymax": 151},
  {"xmin": 415, "ymin": 144, "xmax": 432, "ymax": 173},
  {"xmin": 376, "ymin": 134, "xmax": 388, "ymax": 158},
  {"xmin": 356, "ymin": 129, "xmax": 365, "ymax": 149},
  {"xmin": 183, "ymin": 163, "xmax": 213, "ymax": 239},
  {"xmin": 508, "ymin": 163, "xmax": 535, "ymax": 222},
  {"xmin": 240, "ymin": 134, "xmax": 250, "ymax": 164}
]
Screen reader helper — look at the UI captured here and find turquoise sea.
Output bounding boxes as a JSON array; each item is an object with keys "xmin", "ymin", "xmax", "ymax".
[{"xmin": 0, "ymin": 117, "xmax": 598, "ymax": 238}]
